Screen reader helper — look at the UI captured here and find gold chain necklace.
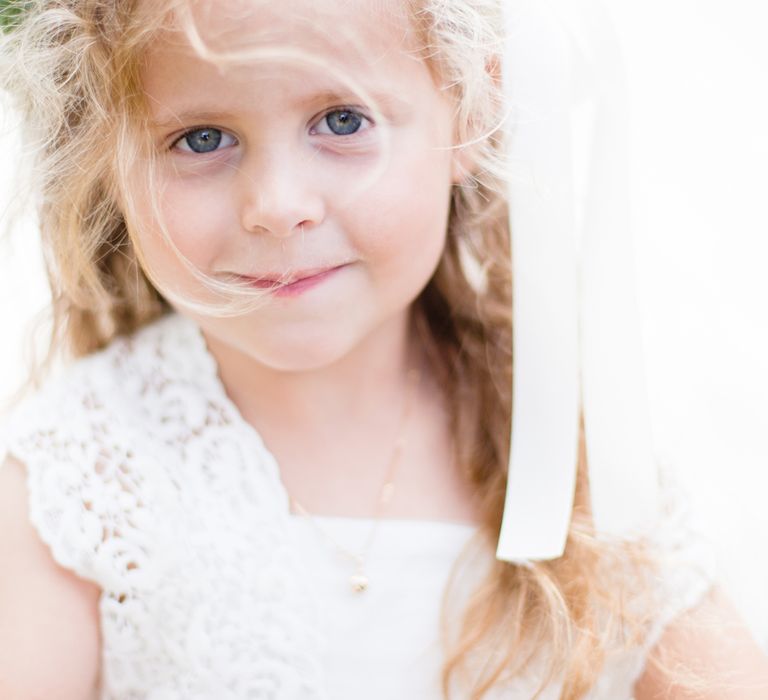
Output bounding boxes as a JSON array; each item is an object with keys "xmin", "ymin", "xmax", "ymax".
[{"xmin": 289, "ymin": 368, "xmax": 421, "ymax": 593}]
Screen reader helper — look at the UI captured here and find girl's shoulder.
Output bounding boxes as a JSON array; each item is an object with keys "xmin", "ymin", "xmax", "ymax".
[
  {"xmin": 0, "ymin": 311, "xmax": 234, "ymax": 586},
  {"xmin": 596, "ymin": 465, "xmax": 721, "ymax": 696}
]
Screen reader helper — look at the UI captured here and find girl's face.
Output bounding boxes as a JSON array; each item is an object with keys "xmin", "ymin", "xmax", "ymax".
[{"xmin": 133, "ymin": 0, "xmax": 464, "ymax": 371}]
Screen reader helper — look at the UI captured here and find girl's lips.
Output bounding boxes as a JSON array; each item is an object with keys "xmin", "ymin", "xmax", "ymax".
[{"xmin": 239, "ymin": 264, "xmax": 348, "ymax": 297}]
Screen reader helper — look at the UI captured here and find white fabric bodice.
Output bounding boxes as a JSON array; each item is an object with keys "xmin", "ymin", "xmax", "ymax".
[
  {"xmin": 0, "ymin": 312, "xmax": 718, "ymax": 699},
  {"xmin": 286, "ymin": 516, "xmax": 480, "ymax": 699}
]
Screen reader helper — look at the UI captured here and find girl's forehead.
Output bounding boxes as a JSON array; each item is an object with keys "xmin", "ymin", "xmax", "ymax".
[
  {"xmin": 153, "ymin": 0, "xmax": 419, "ymax": 56},
  {"xmin": 140, "ymin": 0, "xmax": 430, "ymax": 120}
]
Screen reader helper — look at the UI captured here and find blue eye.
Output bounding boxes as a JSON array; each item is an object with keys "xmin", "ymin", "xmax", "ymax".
[
  {"xmin": 316, "ymin": 109, "xmax": 370, "ymax": 137},
  {"xmin": 174, "ymin": 128, "xmax": 236, "ymax": 154}
]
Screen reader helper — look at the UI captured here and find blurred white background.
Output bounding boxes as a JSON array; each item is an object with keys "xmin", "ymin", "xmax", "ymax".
[
  {"xmin": 1, "ymin": 0, "xmax": 767, "ymax": 648},
  {"xmin": 606, "ymin": 0, "xmax": 768, "ymax": 649}
]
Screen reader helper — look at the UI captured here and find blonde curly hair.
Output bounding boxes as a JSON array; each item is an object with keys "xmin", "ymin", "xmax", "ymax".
[{"xmin": 0, "ymin": 1, "xmax": 706, "ymax": 697}]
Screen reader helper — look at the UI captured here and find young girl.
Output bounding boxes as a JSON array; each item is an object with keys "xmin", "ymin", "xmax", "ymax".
[{"xmin": 0, "ymin": 1, "xmax": 766, "ymax": 699}]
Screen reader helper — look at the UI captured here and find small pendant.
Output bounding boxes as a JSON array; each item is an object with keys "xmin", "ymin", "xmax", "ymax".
[{"xmin": 350, "ymin": 573, "xmax": 369, "ymax": 593}]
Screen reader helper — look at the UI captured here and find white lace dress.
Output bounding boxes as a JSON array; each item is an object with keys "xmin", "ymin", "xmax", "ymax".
[{"xmin": 0, "ymin": 312, "xmax": 718, "ymax": 700}]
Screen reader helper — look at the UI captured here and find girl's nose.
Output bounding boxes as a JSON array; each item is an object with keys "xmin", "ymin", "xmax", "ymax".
[{"xmin": 238, "ymin": 149, "xmax": 325, "ymax": 239}]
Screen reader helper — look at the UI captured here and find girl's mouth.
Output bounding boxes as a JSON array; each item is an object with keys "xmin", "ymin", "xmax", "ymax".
[{"xmin": 237, "ymin": 264, "xmax": 349, "ymax": 297}]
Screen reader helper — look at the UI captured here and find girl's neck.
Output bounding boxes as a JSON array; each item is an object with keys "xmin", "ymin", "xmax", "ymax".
[
  {"xmin": 198, "ymin": 306, "xmax": 481, "ymax": 525},
  {"xmin": 203, "ymin": 308, "xmax": 425, "ymax": 442}
]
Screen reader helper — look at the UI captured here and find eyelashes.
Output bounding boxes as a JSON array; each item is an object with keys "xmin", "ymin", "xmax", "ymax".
[
  {"xmin": 311, "ymin": 108, "xmax": 372, "ymax": 137},
  {"xmin": 170, "ymin": 107, "xmax": 373, "ymax": 155},
  {"xmin": 173, "ymin": 127, "xmax": 237, "ymax": 154}
]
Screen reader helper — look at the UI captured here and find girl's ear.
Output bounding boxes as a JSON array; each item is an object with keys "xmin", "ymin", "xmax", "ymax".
[
  {"xmin": 449, "ymin": 116, "xmax": 483, "ymax": 185},
  {"xmin": 450, "ymin": 147, "xmax": 477, "ymax": 186},
  {"xmin": 450, "ymin": 53, "xmax": 503, "ymax": 186}
]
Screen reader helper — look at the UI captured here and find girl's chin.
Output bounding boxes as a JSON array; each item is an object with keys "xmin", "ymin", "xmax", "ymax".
[
  {"xmin": 245, "ymin": 350, "xmax": 353, "ymax": 374},
  {"xmin": 210, "ymin": 327, "xmax": 362, "ymax": 374}
]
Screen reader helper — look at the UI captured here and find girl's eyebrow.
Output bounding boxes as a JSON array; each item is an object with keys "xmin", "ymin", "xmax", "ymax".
[
  {"xmin": 149, "ymin": 91, "xmax": 412, "ymax": 131},
  {"xmin": 293, "ymin": 89, "xmax": 413, "ymax": 115},
  {"xmin": 150, "ymin": 110, "xmax": 236, "ymax": 131}
]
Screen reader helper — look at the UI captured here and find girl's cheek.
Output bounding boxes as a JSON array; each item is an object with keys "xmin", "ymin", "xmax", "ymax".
[
  {"xmin": 361, "ymin": 174, "xmax": 449, "ymax": 266},
  {"xmin": 156, "ymin": 180, "xmax": 232, "ymax": 266}
]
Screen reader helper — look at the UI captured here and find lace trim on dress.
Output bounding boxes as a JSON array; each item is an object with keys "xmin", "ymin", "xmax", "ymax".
[{"xmin": 1, "ymin": 312, "xmax": 329, "ymax": 700}]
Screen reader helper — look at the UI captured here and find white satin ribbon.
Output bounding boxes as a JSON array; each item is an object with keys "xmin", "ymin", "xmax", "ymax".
[{"xmin": 496, "ymin": 0, "xmax": 660, "ymax": 564}]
